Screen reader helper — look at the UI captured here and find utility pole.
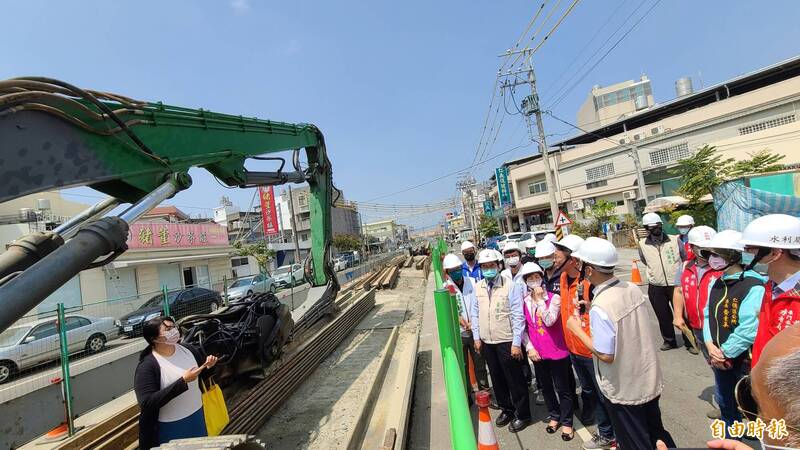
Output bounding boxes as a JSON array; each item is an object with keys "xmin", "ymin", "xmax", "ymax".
[
  {"xmin": 499, "ymin": 49, "xmax": 560, "ymax": 224},
  {"xmin": 286, "ymin": 186, "xmax": 301, "ymax": 264},
  {"xmin": 457, "ymin": 175, "xmax": 480, "ymax": 243},
  {"xmin": 623, "ymin": 123, "xmax": 649, "ymax": 203}
]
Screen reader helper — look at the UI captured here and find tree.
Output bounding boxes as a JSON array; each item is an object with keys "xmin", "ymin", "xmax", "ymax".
[
  {"xmin": 588, "ymin": 200, "xmax": 619, "ymax": 225},
  {"xmin": 672, "ymin": 145, "xmax": 786, "ymax": 226},
  {"xmin": 234, "ymin": 241, "xmax": 276, "ymax": 273},
  {"xmin": 478, "ymin": 214, "xmax": 500, "ymax": 238},
  {"xmin": 332, "ymin": 234, "xmax": 361, "ymax": 252}
]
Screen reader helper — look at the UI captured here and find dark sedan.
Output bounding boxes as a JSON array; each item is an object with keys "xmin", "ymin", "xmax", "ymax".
[{"xmin": 116, "ymin": 287, "xmax": 222, "ymax": 338}]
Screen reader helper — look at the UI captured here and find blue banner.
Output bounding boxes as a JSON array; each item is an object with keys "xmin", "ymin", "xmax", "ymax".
[{"xmin": 483, "ymin": 200, "xmax": 493, "ymax": 215}]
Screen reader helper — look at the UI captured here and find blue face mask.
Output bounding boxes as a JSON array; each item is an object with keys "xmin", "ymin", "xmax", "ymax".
[
  {"xmin": 448, "ymin": 270, "xmax": 463, "ymax": 281},
  {"xmin": 741, "ymin": 252, "xmax": 755, "ymax": 266},
  {"xmin": 538, "ymin": 259, "xmax": 554, "ymax": 269},
  {"xmin": 482, "ymin": 268, "xmax": 498, "ymax": 280}
]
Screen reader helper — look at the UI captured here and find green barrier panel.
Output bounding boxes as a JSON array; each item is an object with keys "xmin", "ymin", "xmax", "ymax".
[
  {"xmin": 432, "ymin": 246, "xmax": 444, "ymax": 289},
  {"xmin": 448, "ymin": 292, "xmax": 466, "ymax": 387},
  {"xmin": 443, "ymin": 347, "xmax": 478, "ymax": 450},
  {"xmin": 162, "ymin": 284, "xmax": 171, "ymax": 317},
  {"xmin": 56, "ymin": 303, "xmax": 75, "ymax": 436}
]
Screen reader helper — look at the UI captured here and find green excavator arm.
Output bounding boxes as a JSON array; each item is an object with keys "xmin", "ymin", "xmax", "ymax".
[{"xmin": 0, "ymin": 77, "xmax": 337, "ymax": 332}]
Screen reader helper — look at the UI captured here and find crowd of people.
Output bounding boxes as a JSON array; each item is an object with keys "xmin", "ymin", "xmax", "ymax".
[{"xmin": 442, "ymin": 212, "xmax": 800, "ymax": 450}]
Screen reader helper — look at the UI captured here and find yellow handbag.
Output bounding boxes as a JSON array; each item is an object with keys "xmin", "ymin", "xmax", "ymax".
[{"xmin": 200, "ymin": 377, "xmax": 229, "ymax": 436}]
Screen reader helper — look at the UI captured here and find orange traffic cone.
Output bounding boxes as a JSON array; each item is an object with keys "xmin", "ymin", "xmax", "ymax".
[
  {"xmin": 476, "ymin": 390, "xmax": 500, "ymax": 450},
  {"xmin": 631, "ymin": 260, "xmax": 643, "ymax": 285}
]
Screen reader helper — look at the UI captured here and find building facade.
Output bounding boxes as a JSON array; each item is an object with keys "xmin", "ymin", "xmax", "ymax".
[{"xmin": 576, "ymin": 75, "xmax": 655, "ymax": 131}]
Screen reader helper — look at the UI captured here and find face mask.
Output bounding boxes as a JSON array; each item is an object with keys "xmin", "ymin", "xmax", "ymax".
[
  {"xmin": 482, "ymin": 268, "xmax": 498, "ymax": 280},
  {"xmin": 527, "ymin": 248, "xmax": 536, "ymax": 256},
  {"xmin": 649, "ymin": 226, "xmax": 663, "ymax": 236},
  {"xmin": 538, "ymin": 259, "xmax": 554, "ymax": 269},
  {"xmin": 464, "ymin": 253, "xmax": 475, "ymax": 262},
  {"xmin": 448, "ymin": 270, "xmax": 463, "ymax": 282},
  {"xmin": 741, "ymin": 252, "xmax": 755, "ymax": 266},
  {"xmin": 160, "ymin": 327, "xmax": 180, "ymax": 345},
  {"xmin": 678, "ymin": 226, "xmax": 691, "ymax": 235},
  {"xmin": 505, "ymin": 256, "xmax": 520, "ymax": 267},
  {"xmin": 708, "ymin": 254, "xmax": 729, "ymax": 271}
]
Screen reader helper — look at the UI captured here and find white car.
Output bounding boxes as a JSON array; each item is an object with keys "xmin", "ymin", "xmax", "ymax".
[
  {"xmin": 226, "ymin": 273, "xmax": 277, "ymax": 301},
  {"xmin": 499, "ymin": 232, "xmax": 524, "ymax": 251},
  {"xmin": 0, "ymin": 314, "xmax": 117, "ymax": 384},
  {"xmin": 333, "ymin": 257, "xmax": 348, "ymax": 272},
  {"xmin": 273, "ymin": 264, "xmax": 304, "ymax": 288}
]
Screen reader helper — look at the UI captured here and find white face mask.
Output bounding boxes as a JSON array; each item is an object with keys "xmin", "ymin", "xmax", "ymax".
[
  {"xmin": 505, "ymin": 256, "xmax": 520, "ymax": 268},
  {"xmin": 708, "ymin": 254, "xmax": 729, "ymax": 271},
  {"xmin": 526, "ymin": 279, "xmax": 540, "ymax": 289},
  {"xmin": 159, "ymin": 328, "xmax": 180, "ymax": 345}
]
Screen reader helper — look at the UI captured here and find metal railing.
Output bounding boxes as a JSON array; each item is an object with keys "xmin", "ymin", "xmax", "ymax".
[{"xmin": 431, "ymin": 239, "xmax": 477, "ymax": 450}]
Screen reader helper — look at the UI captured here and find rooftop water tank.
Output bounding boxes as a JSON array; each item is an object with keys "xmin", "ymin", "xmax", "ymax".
[{"xmin": 675, "ymin": 77, "xmax": 694, "ymax": 97}]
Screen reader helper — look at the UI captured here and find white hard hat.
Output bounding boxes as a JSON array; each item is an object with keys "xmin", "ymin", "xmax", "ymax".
[
  {"xmin": 502, "ymin": 241, "xmax": 521, "ymax": 254},
  {"xmin": 740, "ymin": 214, "xmax": 800, "ymax": 249},
  {"xmin": 705, "ymin": 230, "xmax": 744, "ymax": 252},
  {"xmin": 573, "ymin": 237, "xmax": 618, "ymax": 267},
  {"xmin": 461, "ymin": 241, "xmax": 475, "ymax": 251},
  {"xmin": 443, "ymin": 253, "xmax": 462, "ymax": 270},
  {"xmin": 518, "ymin": 262, "xmax": 543, "ymax": 278},
  {"xmin": 478, "ymin": 249, "xmax": 499, "ymax": 264},
  {"xmin": 544, "ymin": 233, "xmax": 557, "ymax": 243},
  {"xmin": 642, "ymin": 212, "xmax": 662, "ymax": 226},
  {"xmin": 493, "ymin": 249, "xmax": 504, "ymax": 262},
  {"xmin": 676, "ymin": 215, "xmax": 695, "ymax": 226},
  {"xmin": 522, "ymin": 238, "xmax": 537, "ymax": 249},
  {"xmin": 534, "ymin": 240, "xmax": 556, "ymax": 258},
  {"xmin": 687, "ymin": 225, "xmax": 717, "ymax": 246},
  {"xmin": 554, "ymin": 234, "xmax": 584, "ymax": 253}
]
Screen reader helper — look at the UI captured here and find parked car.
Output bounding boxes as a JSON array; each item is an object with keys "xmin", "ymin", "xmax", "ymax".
[
  {"xmin": 116, "ymin": 287, "xmax": 222, "ymax": 338},
  {"xmin": 499, "ymin": 232, "xmax": 524, "ymax": 251},
  {"xmin": 273, "ymin": 264, "xmax": 304, "ymax": 288},
  {"xmin": 226, "ymin": 273, "xmax": 276, "ymax": 302},
  {"xmin": 339, "ymin": 251, "xmax": 361, "ymax": 266},
  {"xmin": 484, "ymin": 236, "xmax": 501, "ymax": 250},
  {"xmin": 0, "ymin": 314, "xmax": 117, "ymax": 384},
  {"xmin": 532, "ymin": 229, "xmax": 557, "ymax": 242},
  {"xmin": 333, "ymin": 257, "xmax": 348, "ymax": 272}
]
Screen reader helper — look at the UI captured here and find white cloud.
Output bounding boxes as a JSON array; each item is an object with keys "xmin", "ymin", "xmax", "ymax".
[{"xmin": 230, "ymin": 0, "xmax": 250, "ymax": 14}]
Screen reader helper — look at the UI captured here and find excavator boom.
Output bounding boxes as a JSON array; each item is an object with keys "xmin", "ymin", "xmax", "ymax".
[{"xmin": 0, "ymin": 77, "xmax": 337, "ymax": 333}]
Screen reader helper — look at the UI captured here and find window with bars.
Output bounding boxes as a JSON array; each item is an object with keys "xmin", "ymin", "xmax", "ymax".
[
  {"xmin": 738, "ymin": 114, "xmax": 796, "ymax": 135},
  {"xmin": 527, "ymin": 180, "xmax": 547, "ymax": 195},
  {"xmin": 586, "ymin": 163, "xmax": 615, "ymax": 181},
  {"xmin": 649, "ymin": 142, "xmax": 691, "ymax": 166}
]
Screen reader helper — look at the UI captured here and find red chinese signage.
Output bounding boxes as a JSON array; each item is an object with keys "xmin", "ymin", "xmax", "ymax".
[
  {"xmin": 126, "ymin": 223, "xmax": 229, "ymax": 249},
  {"xmin": 258, "ymin": 186, "xmax": 280, "ymax": 237}
]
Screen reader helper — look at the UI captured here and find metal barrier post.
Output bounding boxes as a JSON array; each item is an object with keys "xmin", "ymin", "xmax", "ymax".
[
  {"xmin": 162, "ymin": 285, "xmax": 171, "ymax": 317},
  {"xmin": 56, "ymin": 303, "xmax": 76, "ymax": 436},
  {"xmin": 222, "ymin": 275, "xmax": 229, "ymax": 306}
]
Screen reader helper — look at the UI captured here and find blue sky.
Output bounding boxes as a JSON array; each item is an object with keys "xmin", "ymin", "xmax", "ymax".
[{"xmin": 4, "ymin": 0, "xmax": 799, "ymax": 231}]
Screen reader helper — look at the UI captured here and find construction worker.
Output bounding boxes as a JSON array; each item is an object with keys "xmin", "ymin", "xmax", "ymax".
[
  {"xmin": 701, "ymin": 230, "xmax": 765, "ymax": 437},
  {"xmin": 470, "ymin": 249, "xmax": 531, "ymax": 432},
  {"xmin": 442, "ymin": 253, "xmax": 490, "ymax": 398},
  {"xmin": 565, "ymin": 237, "xmax": 675, "ymax": 450},
  {"xmin": 519, "ymin": 262, "xmax": 576, "ymax": 441},
  {"xmin": 675, "ymin": 214, "xmax": 696, "ymax": 261},
  {"xmin": 536, "ymin": 239, "xmax": 565, "ymax": 296},
  {"xmin": 672, "ymin": 226, "xmax": 721, "ymax": 357},
  {"xmin": 740, "ymin": 214, "xmax": 800, "ymax": 367},
  {"xmin": 556, "ymin": 234, "xmax": 617, "ymax": 449},
  {"xmin": 638, "ymin": 212, "xmax": 684, "ymax": 351},
  {"xmin": 522, "ymin": 238, "xmax": 537, "ymax": 264},
  {"xmin": 501, "ymin": 242, "xmax": 525, "ymax": 298},
  {"xmin": 461, "ymin": 241, "xmax": 482, "ymax": 280}
]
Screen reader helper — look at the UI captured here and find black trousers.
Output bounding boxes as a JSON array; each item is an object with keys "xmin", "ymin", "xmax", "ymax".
[
  {"xmin": 533, "ymin": 356, "xmax": 575, "ymax": 427},
  {"xmin": 482, "ymin": 341, "xmax": 531, "ymax": 420},
  {"xmin": 604, "ymin": 396, "xmax": 676, "ymax": 450},
  {"xmin": 461, "ymin": 335, "xmax": 490, "ymax": 392},
  {"xmin": 647, "ymin": 285, "xmax": 680, "ymax": 346}
]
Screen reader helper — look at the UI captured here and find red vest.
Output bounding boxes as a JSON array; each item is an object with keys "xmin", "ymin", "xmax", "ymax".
[
  {"xmin": 680, "ymin": 262, "xmax": 721, "ymax": 330},
  {"xmin": 751, "ymin": 282, "xmax": 800, "ymax": 367},
  {"xmin": 684, "ymin": 241, "xmax": 695, "ymax": 261}
]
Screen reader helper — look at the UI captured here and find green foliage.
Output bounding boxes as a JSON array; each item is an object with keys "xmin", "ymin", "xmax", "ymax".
[
  {"xmin": 668, "ymin": 204, "xmax": 718, "ymax": 229},
  {"xmin": 569, "ymin": 221, "xmax": 597, "ymax": 238},
  {"xmin": 478, "ymin": 214, "xmax": 500, "ymax": 238},
  {"xmin": 728, "ymin": 149, "xmax": 785, "ymax": 178},
  {"xmin": 234, "ymin": 241, "xmax": 276, "ymax": 272},
  {"xmin": 588, "ymin": 200, "xmax": 620, "ymax": 225},
  {"xmin": 620, "ymin": 214, "xmax": 638, "ymax": 230},
  {"xmin": 332, "ymin": 234, "xmax": 361, "ymax": 252}
]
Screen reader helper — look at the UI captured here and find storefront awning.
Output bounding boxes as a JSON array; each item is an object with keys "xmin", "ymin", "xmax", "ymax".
[{"xmin": 112, "ymin": 252, "xmax": 233, "ymax": 268}]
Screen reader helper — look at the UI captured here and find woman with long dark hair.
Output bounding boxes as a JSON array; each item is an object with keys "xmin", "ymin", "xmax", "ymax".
[{"xmin": 134, "ymin": 316, "xmax": 218, "ymax": 449}]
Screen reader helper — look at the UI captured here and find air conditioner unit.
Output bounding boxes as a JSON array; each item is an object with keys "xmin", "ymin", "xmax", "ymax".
[
  {"xmin": 623, "ymin": 190, "xmax": 637, "ymax": 200},
  {"xmin": 569, "ymin": 200, "xmax": 585, "ymax": 212}
]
